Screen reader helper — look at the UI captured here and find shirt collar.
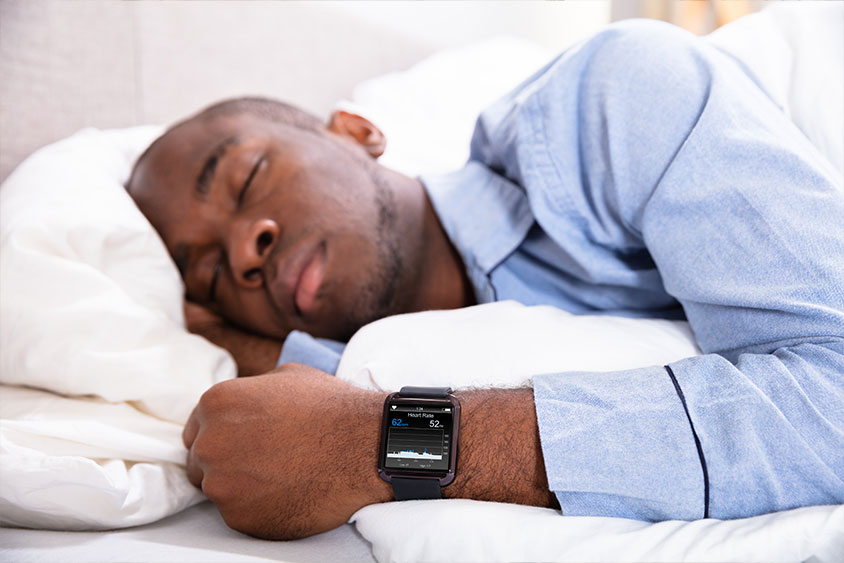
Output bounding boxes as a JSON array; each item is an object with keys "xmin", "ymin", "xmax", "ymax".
[{"xmin": 420, "ymin": 162, "xmax": 534, "ymax": 301}]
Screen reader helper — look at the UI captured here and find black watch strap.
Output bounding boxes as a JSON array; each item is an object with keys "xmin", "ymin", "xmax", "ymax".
[
  {"xmin": 391, "ymin": 476, "xmax": 442, "ymax": 500},
  {"xmin": 397, "ymin": 386, "xmax": 452, "ymax": 398},
  {"xmin": 390, "ymin": 386, "xmax": 453, "ymax": 500}
]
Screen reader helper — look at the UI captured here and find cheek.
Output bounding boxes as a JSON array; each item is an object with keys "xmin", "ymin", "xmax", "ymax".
[{"xmin": 294, "ymin": 165, "xmax": 378, "ymax": 220}]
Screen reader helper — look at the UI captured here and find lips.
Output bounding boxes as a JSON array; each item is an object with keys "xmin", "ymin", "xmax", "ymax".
[
  {"xmin": 294, "ymin": 241, "xmax": 326, "ymax": 316},
  {"xmin": 271, "ymin": 239, "xmax": 327, "ymax": 319}
]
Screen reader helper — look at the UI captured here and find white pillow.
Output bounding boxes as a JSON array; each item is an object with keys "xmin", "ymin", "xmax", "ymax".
[
  {"xmin": 338, "ymin": 36, "xmax": 554, "ymax": 177},
  {"xmin": 0, "ymin": 126, "xmax": 234, "ymax": 529},
  {"xmin": 337, "ymin": 301, "xmax": 700, "ymax": 391},
  {"xmin": 0, "ymin": 126, "xmax": 236, "ymax": 424},
  {"xmin": 0, "ymin": 385, "xmax": 204, "ymax": 529},
  {"xmin": 352, "ymin": 500, "xmax": 844, "ymax": 563}
]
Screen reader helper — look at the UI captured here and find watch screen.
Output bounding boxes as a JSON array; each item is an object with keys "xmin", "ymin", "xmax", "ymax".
[{"xmin": 384, "ymin": 403, "xmax": 454, "ymax": 472}]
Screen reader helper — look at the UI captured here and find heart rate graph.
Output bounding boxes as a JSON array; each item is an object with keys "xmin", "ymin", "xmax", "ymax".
[{"xmin": 386, "ymin": 427, "xmax": 444, "ymax": 461}]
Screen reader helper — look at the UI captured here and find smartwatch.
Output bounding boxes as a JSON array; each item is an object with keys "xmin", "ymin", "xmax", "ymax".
[{"xmin": 377, "ymin": 386, "xmax": 461, "ymax": 500}]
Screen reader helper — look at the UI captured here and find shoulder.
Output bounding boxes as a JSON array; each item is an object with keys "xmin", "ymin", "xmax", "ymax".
[
  {"xmin": 585, "ymin": 19, "xmax": 704, "ymax": 63},
  {"xmin": 578, "ymin": 19, "xmax": 714, "ymax": 93},
  {"xmin": 468, "ymin": 20, "xmax": 717, "ymax": 181},
  {"xmin": 534, "ymin": 18, "xmax": 720, "ymax": 143},
  {"xmin": 519, "ymin": 19, "xmax": 717, "ymax": 123}
]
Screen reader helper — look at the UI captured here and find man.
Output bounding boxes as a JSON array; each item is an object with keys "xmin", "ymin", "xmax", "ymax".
[{"xmin": 128, "ymin": 20, "xmax": 844, "ymax": 540}]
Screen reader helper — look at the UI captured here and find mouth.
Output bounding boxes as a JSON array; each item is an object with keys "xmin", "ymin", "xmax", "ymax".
[{"xmin": 279, "ymin": 239, "xmax": 327, "ymax": 319}]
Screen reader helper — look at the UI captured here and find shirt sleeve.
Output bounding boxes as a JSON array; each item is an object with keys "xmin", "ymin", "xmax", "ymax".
[
  {"xmin": 484, "ymin": 20, "xmax": 844, "ymax": 520},
  {"xmin": 278, "ymin": 330, "xmax": 345, "ymax": 375}
]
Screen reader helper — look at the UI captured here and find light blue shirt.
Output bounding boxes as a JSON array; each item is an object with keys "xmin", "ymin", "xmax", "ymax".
[{"xmin": 282, "ymin": 20, "xmax": 844, "ymax": 520}]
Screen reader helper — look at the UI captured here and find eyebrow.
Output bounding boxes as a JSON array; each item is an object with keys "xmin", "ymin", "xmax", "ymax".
[{"xmin": 196, "ymin": 136, "xmax": 239, "ymax": 196}]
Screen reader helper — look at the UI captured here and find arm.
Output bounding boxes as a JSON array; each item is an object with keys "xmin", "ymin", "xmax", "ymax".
[
  {"xmin": 477, "ymin": 21, "xmax": 844, "ymax": 520},
  {"xmin": 184, "ymin": 301, "xmax": 282, "ymax": 376},
  {"xmin": 182, "ymin": 364, "xmax": 553, "ymax": 539},
  {"xmin": 185, "ymin": 301, "xmax": 345, "ymax": 376}
]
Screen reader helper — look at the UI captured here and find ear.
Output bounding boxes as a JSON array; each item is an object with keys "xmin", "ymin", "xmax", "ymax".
[{"xmin": 327, "ymin": 110, "xmax": 386, "ymax": 159}]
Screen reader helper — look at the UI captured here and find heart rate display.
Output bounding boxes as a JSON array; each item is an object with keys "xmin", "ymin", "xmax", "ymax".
[
  {"xmin": 384, "ymin": 406, "xmax": 453, "ymax": 471},
  {"xmin": 386, "ymin": 428, "xmax": 444, "ymax": 460}
]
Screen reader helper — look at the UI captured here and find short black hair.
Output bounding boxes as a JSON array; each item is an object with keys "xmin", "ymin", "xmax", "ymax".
[{"xmin": 194, "ymin": 97, "xmax": 324, "ymax": 134}]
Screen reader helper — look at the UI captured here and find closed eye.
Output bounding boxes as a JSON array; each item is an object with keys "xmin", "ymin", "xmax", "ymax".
[{"xmin": 238, "ymin": 155, "xmax": 265, "ymax": 206}]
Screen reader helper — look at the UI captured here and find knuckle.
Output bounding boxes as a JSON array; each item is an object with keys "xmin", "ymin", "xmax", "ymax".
[
  {"xmin": 189, "ymin": 437, "xmax": 213, "ymax": 462},
  {"xmin": 200, "ymin": 475, "xmax": 231, "ymax": 504},
  {"xmin": 198, "ymin": 379, "xmax": 238, "ymax": 409}
]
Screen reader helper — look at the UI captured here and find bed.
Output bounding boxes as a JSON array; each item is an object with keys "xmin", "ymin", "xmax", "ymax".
[{"xmin": 2, "ymin": 2, "xmax": 843, "ymax": 562}]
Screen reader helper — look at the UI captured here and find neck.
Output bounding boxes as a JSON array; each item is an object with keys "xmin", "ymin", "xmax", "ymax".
[{"xmin": 391, "ymin": 173, "xmax": 474, "ymax": 313}]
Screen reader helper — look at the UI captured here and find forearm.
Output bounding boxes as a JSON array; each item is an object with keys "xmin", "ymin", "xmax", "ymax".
[
  {"xmin": 191, "ymin": 320, "xmax": 282, "ymax": 376},
  {"xmin": 532, "ymin": 341, "xmax": 844, "ymax": 521},
  {"xmin": 213, "ymin": 326, "xmax": 282, "ymax": 377},
  {"xmin": 184, "ymin": 301, "xmax": 282, "ymax": 376},
  {"xmin": 360, "ymin": 387, "xmax": 558, "ymax": 509}
]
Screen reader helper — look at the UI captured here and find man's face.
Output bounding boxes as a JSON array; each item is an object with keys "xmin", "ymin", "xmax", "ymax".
[{"xmin": 129, "ymin": 112, "xmax": 406, "ymax": 342}]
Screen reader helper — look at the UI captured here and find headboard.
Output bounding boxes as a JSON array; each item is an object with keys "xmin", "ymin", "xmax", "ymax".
[{"xmin": 0, "ymin": 0, "xmax": 610, "ymax": 182}]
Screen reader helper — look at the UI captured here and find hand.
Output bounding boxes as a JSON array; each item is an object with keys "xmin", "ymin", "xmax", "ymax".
[
  {"xmin": 183, "ymin": 364, "xmax": 393, "ymax": 539},
  {"xmin": 184, "ymin": 301, "xmax": 283, "ymax": 376},
  {"xmin": 184, "ymin": 367, "xmax": 557, "ymax": 539}
]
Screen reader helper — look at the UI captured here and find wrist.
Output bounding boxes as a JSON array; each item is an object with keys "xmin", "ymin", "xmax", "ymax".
[
  {"xmin": 443, "ymin": 388, "xmax": 558, "ymax": 508},
  {"xmin": 351, "ymin": 390, "xmax": 394, "ymax": 507}
]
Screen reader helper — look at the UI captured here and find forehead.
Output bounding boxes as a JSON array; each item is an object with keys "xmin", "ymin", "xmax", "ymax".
[
  {"xmin": 130, "ymin": 112, "xmax": 320, "ymax": 199},
  {"xmin": 128, "ymin": 115, "xmax": 249, "ymax": 235},
  {"xmin": 138, "ymin": 114, "xmax": 267, "ymax": 183}
]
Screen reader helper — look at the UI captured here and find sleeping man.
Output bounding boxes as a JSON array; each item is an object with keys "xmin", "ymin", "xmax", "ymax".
[{"xmin": 127, "ymin": 20, "xmax": 844, "ymax": 540}]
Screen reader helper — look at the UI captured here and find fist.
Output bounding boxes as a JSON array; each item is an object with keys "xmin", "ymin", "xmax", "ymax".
[{"xmin": 183, "ymin": 363, "xmax": 392, "ymax": 539}]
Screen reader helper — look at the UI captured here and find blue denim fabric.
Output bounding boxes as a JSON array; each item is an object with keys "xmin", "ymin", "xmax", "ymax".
[{"xmin": 282, "ymin": 20, "xmax": 844, "ymax": 520}]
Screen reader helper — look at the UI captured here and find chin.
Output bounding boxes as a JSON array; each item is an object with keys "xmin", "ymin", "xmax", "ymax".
[{"xmin": 305, "ymin": 310, "xmax": 367, "ymax": 344}]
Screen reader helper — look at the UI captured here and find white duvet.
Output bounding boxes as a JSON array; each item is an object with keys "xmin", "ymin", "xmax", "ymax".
[{"xmin": 2, "ymin": 4, "xmax": 843, "ymax": 562}]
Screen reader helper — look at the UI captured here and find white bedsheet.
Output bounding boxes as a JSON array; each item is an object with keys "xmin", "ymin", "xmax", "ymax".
[
  {"xmin": 0, "ymin": 126, "xmax": 223, "ymax": 530},
  {"xmin": 0, "ymin": 501, "xmax": 377, "ymax": 563}
]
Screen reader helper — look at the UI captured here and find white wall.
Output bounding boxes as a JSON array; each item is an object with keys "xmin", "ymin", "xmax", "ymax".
[
  {"xmin": 0, "ymin": 0, "xmax": 610, "ymax": 181},
  {"xmin": 320, "ymin": 1, "xmax": 611, "ymax": 52}
]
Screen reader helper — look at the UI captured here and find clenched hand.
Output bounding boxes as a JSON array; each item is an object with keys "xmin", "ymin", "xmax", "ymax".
[
  {"xmin": 183, "ymin": 363, "xmax": 392, "ymax": 539},
  {"xmin": 184, "ymin": 365, "xmax": 557, "ymax": 539}
]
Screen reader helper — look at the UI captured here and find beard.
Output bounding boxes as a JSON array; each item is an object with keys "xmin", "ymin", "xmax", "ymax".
[{"xmin": 329, "ymin": 168, "xmax": 405, "ymax": 343}]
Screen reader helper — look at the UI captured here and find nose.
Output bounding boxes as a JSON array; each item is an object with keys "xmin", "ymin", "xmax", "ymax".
[{"xmin": 229, "ymin": 218, "xmax": 280, "ymax": 288}]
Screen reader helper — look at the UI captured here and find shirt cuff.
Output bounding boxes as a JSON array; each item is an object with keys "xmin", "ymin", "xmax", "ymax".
[
  {"xmin": 278, "ymin": 330, "xmax": 346, "ymax": 375},
  {"xmin": 533, "ymin": 365, "xmax": 705, "ymax": 521}
]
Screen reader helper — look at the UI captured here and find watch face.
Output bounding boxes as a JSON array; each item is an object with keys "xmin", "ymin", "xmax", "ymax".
[{"xmin": 379, "ymin": 395, "xmax": 459, "ymax": 481}]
